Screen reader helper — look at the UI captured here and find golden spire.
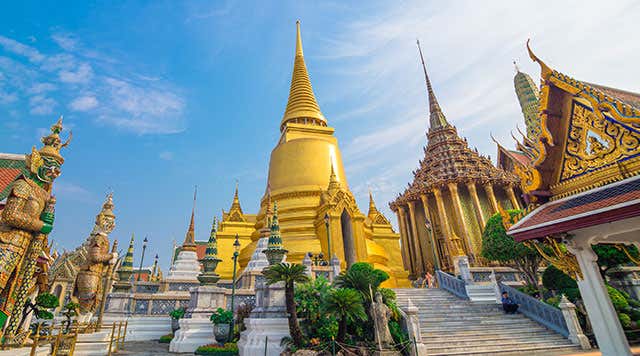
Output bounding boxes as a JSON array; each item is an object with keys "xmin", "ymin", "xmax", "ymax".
[
  {"xmin": 417, "ymin": 40, "xmax": 449, "ymax": 130},
  {"xmin": 229, "ymin": 181, "xmax": 243, "ymax": 215},
  {"xmin": 327, "ymin": 163, "xmax": 340, "ymax": 192},
  {"xmin": 280, "ymin": 20, "xmax": 326, "ymax": 131},
  {"xmin": 368, "ymin": 189, "xmax": 380, "ymax": 217},
  {"xmin": 182, "ymin": 186, "xmax": 197, "ymax": 251}
]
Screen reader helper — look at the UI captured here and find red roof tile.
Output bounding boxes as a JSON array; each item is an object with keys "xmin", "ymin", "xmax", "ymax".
[{"xmin": 509, "ymin": 176, "xmax": 640, "ymax": 240}]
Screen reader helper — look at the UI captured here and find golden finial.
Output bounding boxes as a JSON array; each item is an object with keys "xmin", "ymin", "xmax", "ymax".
[
  {"xmin": 513, "ymin": 60, "xmax": 520, "ymax": 73},
  {"xmin": 281, "ymin": 20, "xmax": 326, "ymax": 131},
  {"xmin": 526, "ymin": 39, "xmax": 552, "ymax": 79},
  {"xmin": 295, "ymin": 20, "xmax": 303, "ymax": 57},
  {"xmin": 182, "ymin": 186, "xmax": 197, "ymax": 250},
  {"xmin": 327, "ymin": 163, "xmax": 340, "ymax": 192}
]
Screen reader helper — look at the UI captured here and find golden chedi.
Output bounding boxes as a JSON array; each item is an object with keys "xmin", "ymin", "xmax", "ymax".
[{"xmin": 237, "ymin": 21, "xmax": 408, "ymax": 288}]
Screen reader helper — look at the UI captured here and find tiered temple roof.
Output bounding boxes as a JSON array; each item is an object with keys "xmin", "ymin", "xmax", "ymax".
[{"xmin": 390, "ymin": 43, "xmax": 518, "ymax": 210}]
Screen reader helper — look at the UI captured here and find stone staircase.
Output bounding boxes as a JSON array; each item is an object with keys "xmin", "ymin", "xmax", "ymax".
[{"xmin": 394, "ymin": 288, "xmax": 580, "ymax": 356}]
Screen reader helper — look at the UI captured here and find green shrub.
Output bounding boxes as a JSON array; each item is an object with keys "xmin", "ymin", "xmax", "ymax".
[
  {"xmin": 195, "ymin": 343, "xmax": 238, "ymax": 355},
  {"xmin": 629, "ymin": 298, "xmax": 640, "ymax": 308},
  {"xmin": 36, "ymin": 310, "xmax": 54, "ymax": 320},
  {"xmin": 169, "ymin": 307, "xmax": 186, "ymax": 320},
  {"xmin": 562, "ymin": 288, "xmax": 581, "ymax": 303},
  {"xmin": 618, "ymin": 313, "xmax": 632, "ymax": 329},
  {"xmin": 159, "ymin": 334, "xmax": 173, "ymax": 343},
  {"xmin": 542, "ymin": 265, "xmax": 577, "ymax": 291},
  {"xmin": 210, "ymin": 308, "xmax": 233, "ymax": 325},
  {"xmin": 545, "ymin": 297, "xmax": 560, "ymax": 307},
  {"xmin": 389, "ymin": 320, "xmax": 408, "ymax": 346},
  {"xmin": 628, "ymin": 308, "xmax": 640, "ymax": 322},
  {"xmin": 36, "ymin": 293, "xmax": 60, "ymax": 309},
  {"xmin": 608, "ymin": 286, "xmax": 629, "ymax": 310},
  {"xmin": 379, "ymin": 288, "xmax": 396, "ymax": 304},
  {"xmin": 518, "ymin": 284, "xmax": 541, "ymax": 297}
]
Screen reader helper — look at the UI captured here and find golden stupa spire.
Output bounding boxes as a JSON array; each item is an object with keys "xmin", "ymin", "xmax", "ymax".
[
  {"xmin": 368, "ymin": 189, "xmax": 379, "ymax": 215},
  {"xmin": 417, "ymin": 40, "xmax": 449, "ymax": 130},
  {"xmin": 327, "ymin": 163, "xmax": 340, "ymax": 192},
  {"xmin": 182, "ymin": 186, "xmax": 197, "ymax": 251},
  {"xmin": 280, "ymin": 20, "xmax": 326, "ymax": 131}
]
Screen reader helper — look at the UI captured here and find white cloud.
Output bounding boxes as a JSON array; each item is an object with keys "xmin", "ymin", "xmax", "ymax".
[
  {"xmin": 69, "ymin": 95, "xmax": 98, "ymax": 111},
  {"xmin": 59, "ymin": 62, "xmax": 93, "ymax": 83},
  {"xmin": 0, "ymin": 33, "xmax": 185, "ymax": 135},
  {"xmin": 29, "ymin": 95, "xmax": 56, "ymax": 115},
  {"xmin": 102, "ymin": 77, "xmax": 185, "ymax": 134},
  {"xmin": 0, "ymin": 35, "xmax": 44, "ymax": 62},
  {"xmin": 28, "ymin": 82, "xmax": 57, "ymax": 94},
  {"xmin": 51, "ymin": 33, "xmax": 77, "ymax": 51}
]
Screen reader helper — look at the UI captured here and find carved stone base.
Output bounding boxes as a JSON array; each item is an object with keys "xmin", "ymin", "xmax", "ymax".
[
  {"xmin": 169, "ymin": 318, "xmax": 214, "ymax": 353},
  {"xmin": 237, "ymin": 318, "xmax": 290, "ymax": 356}
]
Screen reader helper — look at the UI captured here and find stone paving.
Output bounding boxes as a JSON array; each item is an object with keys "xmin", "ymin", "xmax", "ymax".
[{"xmin": 118, "ymin": 341, "xmax": 192, "ymax": 355}]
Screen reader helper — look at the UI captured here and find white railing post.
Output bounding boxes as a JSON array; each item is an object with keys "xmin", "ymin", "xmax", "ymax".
[
  {"xmin": 404, "ymin": 299, "xmax": 428, "ymax": 356},
  {"xmin": 559, "ymin": 295, "xmax": 591, "ymax": 350},
  {"xmin": 490, "ymin": 270, "xmax": 502, "ymax": 304}
]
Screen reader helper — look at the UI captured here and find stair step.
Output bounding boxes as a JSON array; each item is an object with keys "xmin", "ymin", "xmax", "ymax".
[
  {"xmin": 422, "ymin": 330, "xmax": 566, "ymax": 343},
  {"xmin": 427, "ymin": 344, "xmax": 579, "ymax": 356},
  {"xmin": 423, "ymin": 336, "xmax": 570, "ymax": 350}
]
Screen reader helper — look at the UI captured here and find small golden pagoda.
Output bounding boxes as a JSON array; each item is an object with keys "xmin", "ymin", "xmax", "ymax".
[
  {"xmin": 389, "ymin": 42, "xmax": 522, "ymax": 277},
  {"xmin": 236, "ymin": 21, "xmax": 408, "ymax": 287}
]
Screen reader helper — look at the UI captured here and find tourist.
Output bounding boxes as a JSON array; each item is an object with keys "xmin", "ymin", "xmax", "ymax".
[
  {"xmin": 501, "ymin": 292, "xmax": 519, "ymax": 314},
  {"xmin": 425, "ymin": 271, "xmax": 434, "ymax": 288}
]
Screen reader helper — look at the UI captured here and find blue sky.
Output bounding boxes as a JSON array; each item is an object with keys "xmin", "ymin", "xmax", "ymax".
[{"xmin": 1, "ymin": 1, "xmax": 639, "ymax": 271}]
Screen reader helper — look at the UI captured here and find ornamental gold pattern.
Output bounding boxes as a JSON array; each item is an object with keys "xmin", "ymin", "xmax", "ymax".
[{"xmin": 560, "ymin": 100, "xmax": 640, "ymax": 183}]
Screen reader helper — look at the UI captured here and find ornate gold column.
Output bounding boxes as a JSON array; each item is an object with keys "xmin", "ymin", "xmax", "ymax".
[
  {"xmin": 433, "ymin": 188, "xmax": 465, "ymax": 258},
  {"xmin": 484, "ymin": 183, "xmax": 500, "ymax": 214},
  {"xmin": 506, "ymin": 185, "xmax": 521, "ymax": 210},
  {"xmin": 420, "ymin": 194, "xmax": 439, "ymax": 271},
  {"xmin": 398, "ymin": 207, "xmax": 415, "ymax": 274},
  {"xmin": 407, "ymin": 201, "xmax": 426, "ymax": 275},
  {"xmin": 448, "ymin": 182, "xmax": 475, "ymax": 260},
  {"xmin": 466, "ymin": 182, "xmax": 487, "ymax": 229},
  {"xmin": 395, "ymin": 210, "xmax": 411, "ymax": 271}
]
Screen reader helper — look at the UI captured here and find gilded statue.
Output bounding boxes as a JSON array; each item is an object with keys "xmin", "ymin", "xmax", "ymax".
[
  {"xmin": 73, "ymin": 193, "xmax": 118, "ymax": 316},
  {"xmin": 0, "ymin": 117, "xmax": 69, "ymax": 338}
]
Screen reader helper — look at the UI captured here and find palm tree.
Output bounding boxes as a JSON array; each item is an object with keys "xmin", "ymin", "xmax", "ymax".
[
  {"xmin": 334, "ymin": 262, "xmax": 389, "ymax": 304},
  {"xmin": 324, "ymin": 288, "xmax": 367, "ymax": 342},
  {"xmin": 263, "ymin": 263, "xmax": 309, "ymax": 347}
]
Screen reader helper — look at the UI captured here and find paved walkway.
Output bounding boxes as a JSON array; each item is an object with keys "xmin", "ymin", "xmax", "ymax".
[{"xmin": 118, "ymin": 341, "xmax": 192, "ymax": 355}]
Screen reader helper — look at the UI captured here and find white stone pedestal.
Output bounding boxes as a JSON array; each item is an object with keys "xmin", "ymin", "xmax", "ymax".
[
  {"xmin": 237, "ymin": 318, "xmax": 290, "ymax": 356},
  {"xmin": 169, "ymin": 285, "xmax": 228, "ymax": 353},
  {"xmin": 166, "ymin": 250, "xmax": 201, "ymax": 281},
  {"xmin": 170, "ymin": 318, "xmax": 214, "ymax": 353},
  {"xmin": 238, "ymin": 279, "xmax": 289, "ymax": 356}
]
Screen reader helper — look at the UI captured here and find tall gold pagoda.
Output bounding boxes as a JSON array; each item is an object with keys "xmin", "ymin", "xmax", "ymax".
[
  {"xmin": 389, "ymin": 42, "xmax": 522, "ymax": 278},
  {"xmin": 236, "ymin": 21, "xmax": 408, "ymax": 287}
]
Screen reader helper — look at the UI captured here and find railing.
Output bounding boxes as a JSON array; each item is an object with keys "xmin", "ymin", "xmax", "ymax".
[
  {"xmin": 107, "ymin": 321, "xmax": 128, "ymax": 355},
  {"xmin": 436, "ymin": 270, "xmax": 468, "ymax": 300},
  {"xmin": 499, "ymin": 282, "xmax": 569, "ymax": 337}
]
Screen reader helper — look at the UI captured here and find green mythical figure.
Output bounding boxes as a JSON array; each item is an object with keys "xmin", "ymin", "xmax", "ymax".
[
  {"xmin": 0, "ymin": 117, "xmax": 70, "ymax": 340},
  {"xmin": 72, "ymin": 192, "xmax": 118, "ymax": 322}
]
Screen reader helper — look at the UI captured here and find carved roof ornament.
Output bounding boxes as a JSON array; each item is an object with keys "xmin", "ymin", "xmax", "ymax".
[
  {"xmin": 367, "ymin": 190, "xmax": 390, "ymax": 225},
  {"xmin": 226, "ymin": 182, "xmax": 246, "ymax": 222}
]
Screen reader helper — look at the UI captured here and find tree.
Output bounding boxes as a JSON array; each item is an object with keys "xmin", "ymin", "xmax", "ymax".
[
  {"xmin": 333, "ymin": 262, "xmax": 389, "ymax": 305},
  {"xmin": 592, "ymin": 244, "xmax": 639, "ymax": 279},
  {"xmin": 262, "ymin": 263, "xmax": 309, "ymax": 348},
  {"xmin": 481, "ymin": 211, "xmax": 545, "ymax": 294},
  {"xmin": 324, "ymin": 288, "xmax": 367, "ymax": 342}
]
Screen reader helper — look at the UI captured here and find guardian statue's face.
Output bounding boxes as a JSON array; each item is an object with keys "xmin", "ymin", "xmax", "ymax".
[{"xmin": 37, "ymin": 157, "xmax": 61, "ymax": 183}]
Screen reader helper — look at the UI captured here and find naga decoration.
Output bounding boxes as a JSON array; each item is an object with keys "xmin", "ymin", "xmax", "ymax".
[
  {"xmin": 616, "ymin": 245, "xmax": 640, "ymax": 267},
  {"xmin": 0, "ymin": 117, "xmax": 70, "ymax": 342},
  {"xmin": 525, "ymin": 237, "xmax": 583, "ymax": 280},
  {"xmin": 72, "ymin": 193, "xmax": 118, "ymax": 316}
]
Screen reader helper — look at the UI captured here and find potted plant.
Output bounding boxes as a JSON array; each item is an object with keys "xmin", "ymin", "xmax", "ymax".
[
  {"xmin": 210, "ymin": 308, "xmax": 233, "ymax": 343},
  {"xmin": 169, "ymin": 307, "xmax": 186, "ymax": 333}
]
